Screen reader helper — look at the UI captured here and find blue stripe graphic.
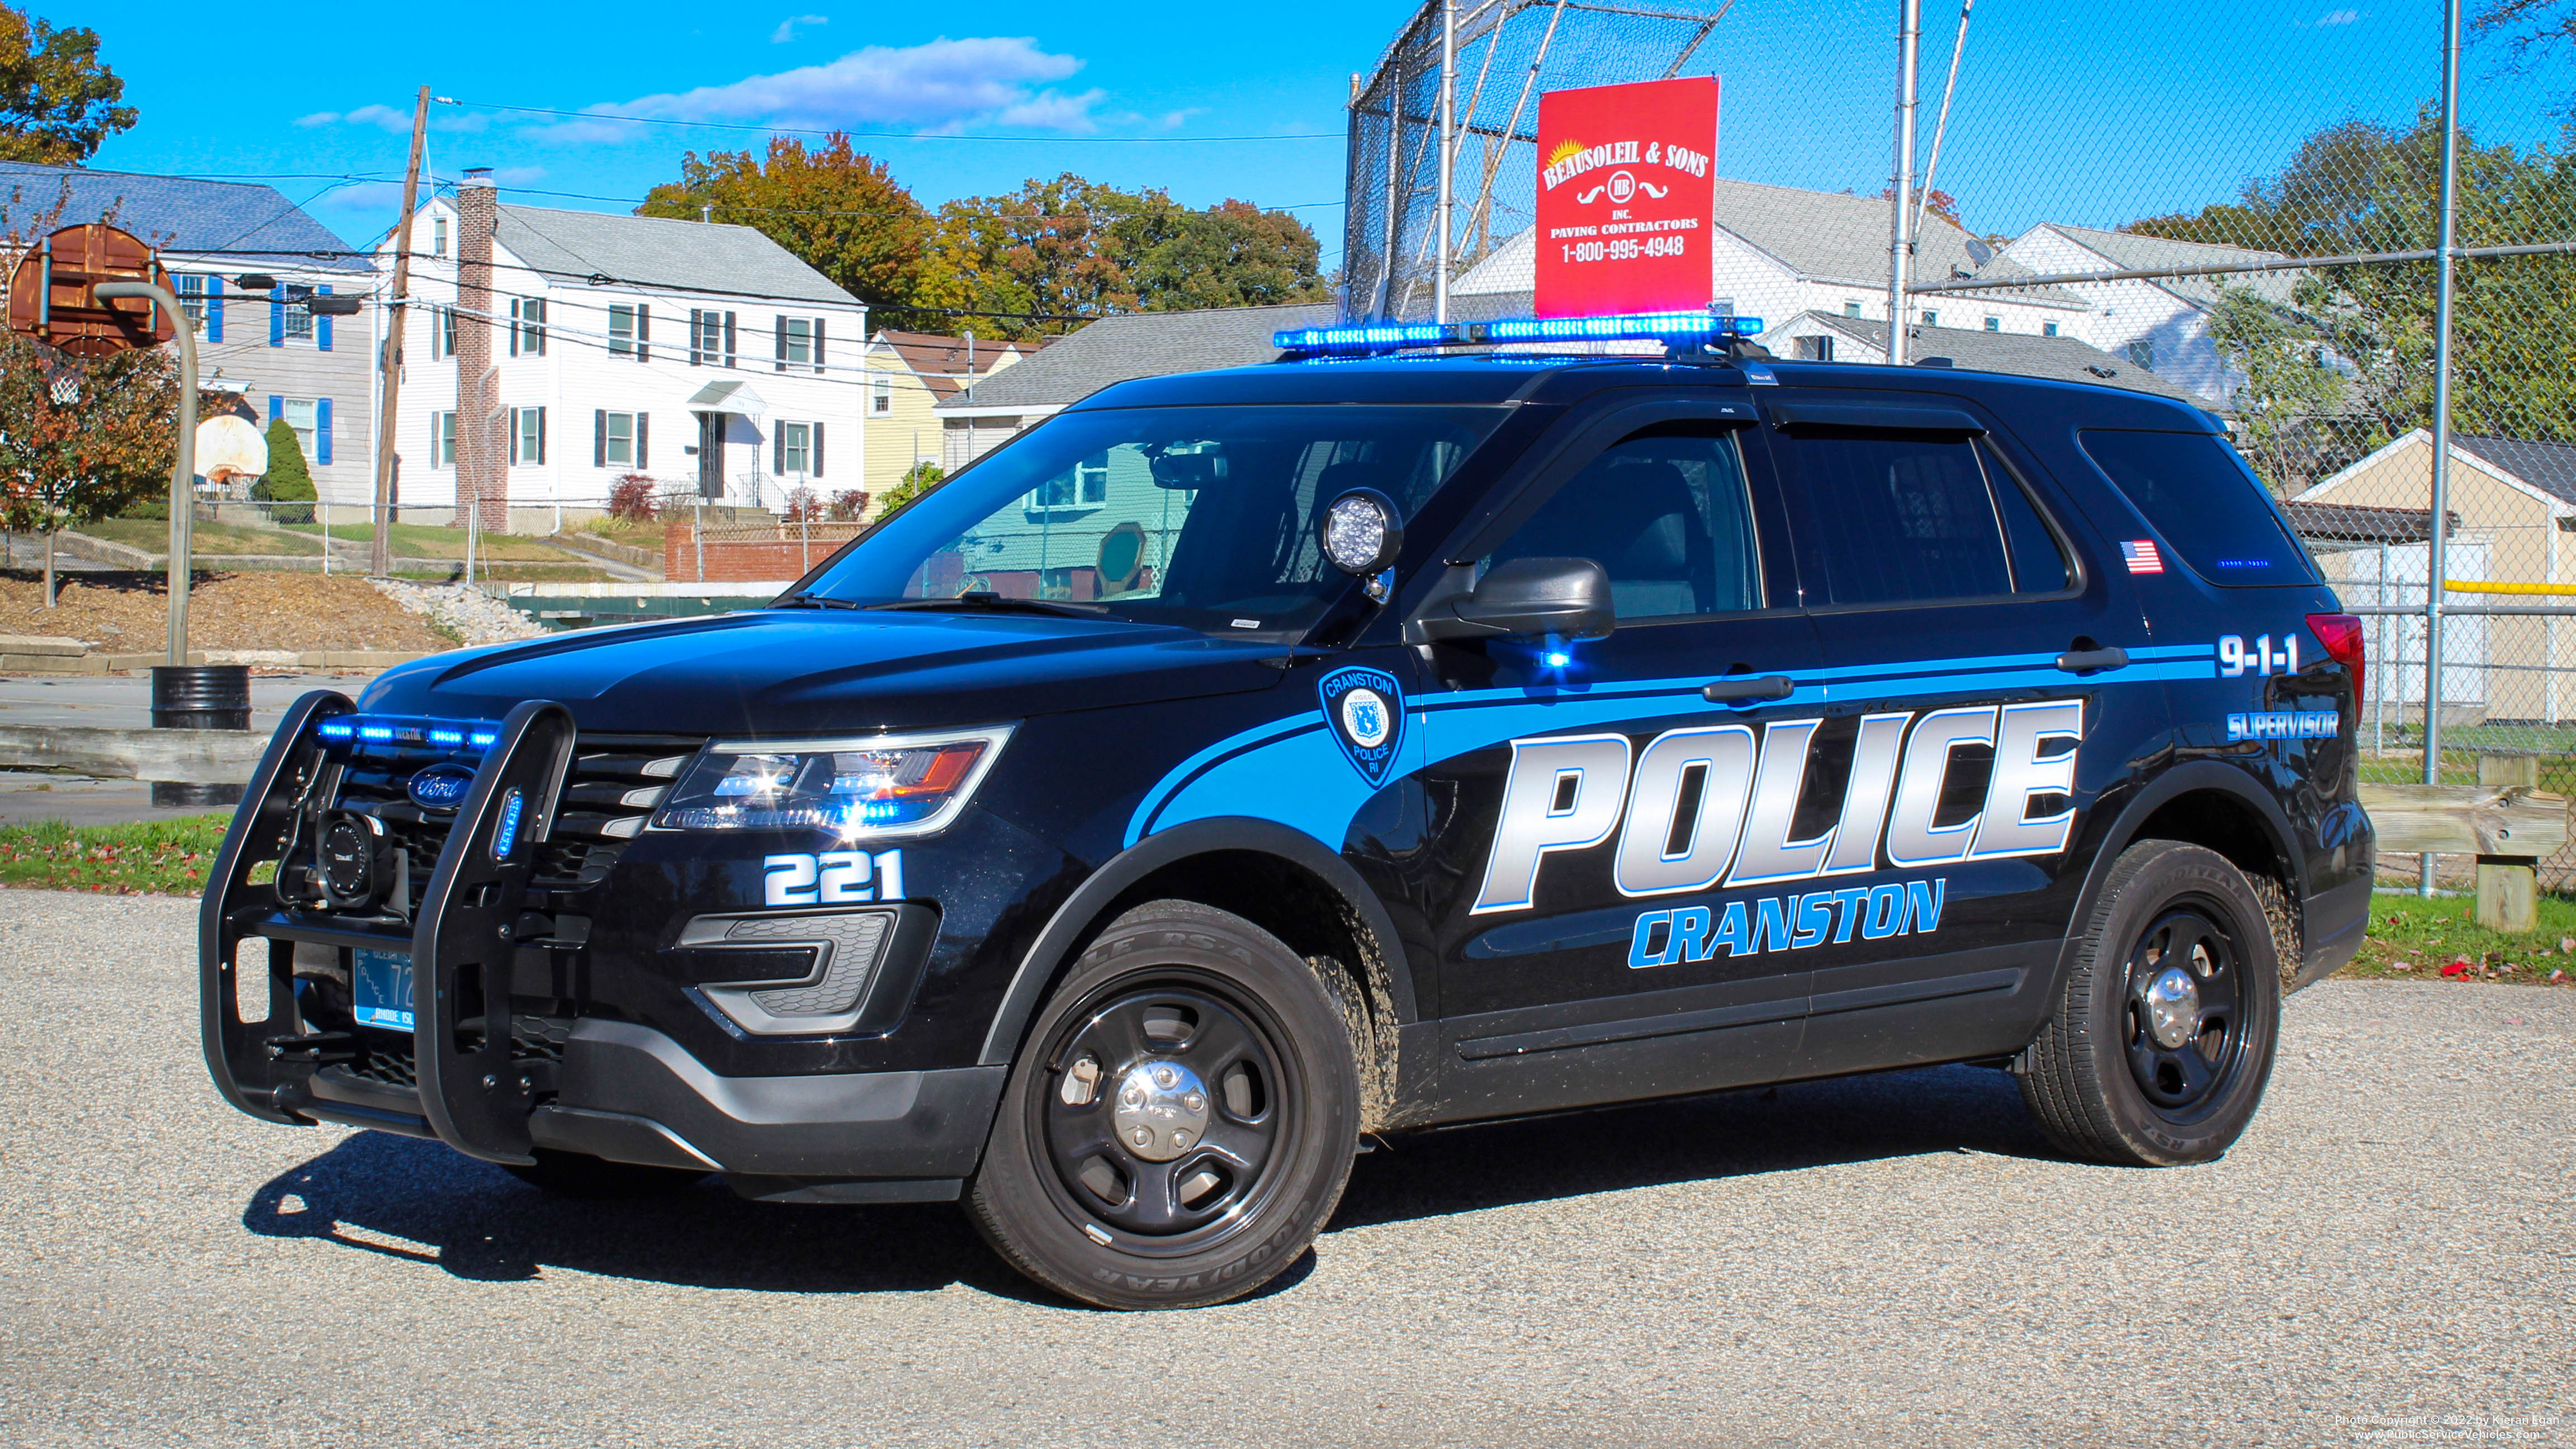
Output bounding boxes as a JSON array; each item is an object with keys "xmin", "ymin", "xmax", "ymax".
[{"xmin": 1125, "ymin": 644, "xmax": 2214, "ymax": 848}]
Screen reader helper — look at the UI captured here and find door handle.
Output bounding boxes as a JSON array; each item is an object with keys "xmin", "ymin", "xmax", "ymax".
[
  {"xmin": 1701, "ymin": 674, "xmax": 1794, "ymax": 703},
  {"xmin": 2054, "ymin": 646, "xmax": 2130, "ymax": 673}
]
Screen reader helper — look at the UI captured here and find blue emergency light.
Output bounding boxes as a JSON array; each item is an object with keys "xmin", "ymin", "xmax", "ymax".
[{"xmin": 1274, "ymin": 309, "xmax": 1764, "ymax": 358}]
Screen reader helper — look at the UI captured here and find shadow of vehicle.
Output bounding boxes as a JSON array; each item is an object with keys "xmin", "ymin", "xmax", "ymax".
[{"xmin": 240, "ymin": 1063, "xmax": 2054, "ymax": 1301}]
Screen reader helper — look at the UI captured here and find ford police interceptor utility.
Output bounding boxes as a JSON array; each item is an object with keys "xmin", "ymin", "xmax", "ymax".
[{"xmin": 199, "ymin": 311, "xmax": 2371, "ymax": 1309}]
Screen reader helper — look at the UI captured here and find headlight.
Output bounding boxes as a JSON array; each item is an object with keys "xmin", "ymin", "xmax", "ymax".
[{"xmin": 651, "ymin": 726, "xmax": 1014, "ymax": 837}]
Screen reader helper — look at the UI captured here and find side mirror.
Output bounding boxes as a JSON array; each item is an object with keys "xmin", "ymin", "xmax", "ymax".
[{"xmin": 1412, "ymin": 557, "xmax": 1615, "ymax": 643}]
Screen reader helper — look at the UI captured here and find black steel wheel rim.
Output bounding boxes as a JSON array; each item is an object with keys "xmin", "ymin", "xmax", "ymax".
[
  {"xmin": 2121, "ymin": 902, "xmax": 2248, "ymax": 1120},
  {"xmin": 1028, "ymin": 972, "xmax": 1301, "ymax": 1259}
]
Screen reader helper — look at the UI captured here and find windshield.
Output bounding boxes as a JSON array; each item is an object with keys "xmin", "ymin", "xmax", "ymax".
[{"xmin": 795, "ymin": 404, "xmax": 1506, "ymax": 637}]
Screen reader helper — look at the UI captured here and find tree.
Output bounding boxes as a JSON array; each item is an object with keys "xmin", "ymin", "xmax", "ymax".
[
  {"xmin": 250, "ymin": 419, "xmax": 315, "ymax": 524},
  {"xmin": 0, "ymin": 331, "xmax": 176, "ymax": 603},
  {"xmin": 2203, "ymin": 284, "xmax": 2350, "ymax": 493},
  {"xmin": 2474, "ymin": 1, "xmax": 2576, "ymax": 110},
  {"xmin": 0, "ymin": 4, "xmax": 136, "ymax": 164},
  {"xmin": 927, "ymin": 174, "xmax": 1327, "ymax": 340},
  {"xmin": 637, "ymin": 135, "xmax": 940, "ymax": 323},
  {"xmin": 2128, "ymin": 107, "xmax": 2576, "ymax": 477},
  {"xmin": 877, "ymin": 460, "xmax": 943, "ymax": 515}
]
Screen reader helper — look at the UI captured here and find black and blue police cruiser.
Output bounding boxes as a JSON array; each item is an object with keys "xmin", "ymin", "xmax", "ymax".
[{"xmin": 200, "ymin": 310, "xmax": 2373, "ymax": 1309}]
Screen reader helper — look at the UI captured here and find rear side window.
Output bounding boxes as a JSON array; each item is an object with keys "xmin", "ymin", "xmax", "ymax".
[
  {"xmin": 1781, "ymin": 433, "xmax": 2071, "ymax": 605},
  {"xmin": 2077, "ymin": 429, "xmax": 2314, "ymax": 585}
]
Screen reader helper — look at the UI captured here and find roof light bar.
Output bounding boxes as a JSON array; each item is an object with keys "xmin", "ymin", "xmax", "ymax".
[{"xmin": 1274, "ymin": 310, "xmax": 1764, "ymax": 357}]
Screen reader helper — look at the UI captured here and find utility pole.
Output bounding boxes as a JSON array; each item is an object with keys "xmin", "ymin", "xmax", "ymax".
[
  {"xmin": 2422, "ymin": 0, "xmax": 2464, "ymax": 894},
  {"xmin": 371, "ymin": 86, "xmax": 431, "ymax": 577},
  {"xmin": 1887, "ymin": 0, "xmax": 1921, "ymax": 366},
  {"xmin": 1435, "ymin": 0, "xmax": 1457, "ymax": 324}
]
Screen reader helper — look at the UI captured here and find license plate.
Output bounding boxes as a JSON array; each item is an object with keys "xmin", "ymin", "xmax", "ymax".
[{"xmin": 352, "ymin": 948, "xmax": 414, "ymax": 1031}]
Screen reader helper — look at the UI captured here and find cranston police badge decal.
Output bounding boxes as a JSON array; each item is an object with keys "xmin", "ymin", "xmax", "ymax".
[{"xmin": 1318, "ymin": 665, "xmax": 1406, "ymax": 788}]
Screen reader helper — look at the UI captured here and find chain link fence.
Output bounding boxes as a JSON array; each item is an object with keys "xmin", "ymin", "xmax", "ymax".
[{"xmin": 1349, "ymin": 0, "xmax": 2576, "ymax": 889}]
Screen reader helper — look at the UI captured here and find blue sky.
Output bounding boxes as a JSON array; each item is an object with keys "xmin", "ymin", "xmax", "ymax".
[{"xmin": 52, "ymin": 0, "xmax": 2575, "ymax": 271}]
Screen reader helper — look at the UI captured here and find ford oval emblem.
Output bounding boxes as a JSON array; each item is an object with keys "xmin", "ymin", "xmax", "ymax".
[{"xmin": 407, "ymin": 763, "xmax": 476, "ymax": 813}]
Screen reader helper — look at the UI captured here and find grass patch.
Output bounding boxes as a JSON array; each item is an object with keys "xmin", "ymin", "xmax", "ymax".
[
  {"xmin": 2345, "ymin": 889, "xmax": 2576, "ymax": 985},
  {"xmin": 282, "ymin": 521, "xmax": 589, "ymax": 562},
  {"xmin": 579, "ymin": 520, "xmax": 666, "ymax": 551},
  {"xmin": 78, "ymin": 519, "xmax": 323, "ymax": 556},
  {"xmin": 0, "ymin": 815, "xmax": 231, "ymax": 895}
]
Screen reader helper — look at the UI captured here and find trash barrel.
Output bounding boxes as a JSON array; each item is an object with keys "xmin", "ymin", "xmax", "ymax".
[{"xmin": 150, "ymin": 664, "xmax": 250, "ymax": 808}]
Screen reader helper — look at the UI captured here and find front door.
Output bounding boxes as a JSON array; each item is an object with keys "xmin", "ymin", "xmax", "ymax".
[
  {"xmin": 1410, "ymin": 401, "xmax": 1825, "ymax": 1117},
  {"xmin": 697, "ymin": 411, "xmax": 725, "ymax": 498}
]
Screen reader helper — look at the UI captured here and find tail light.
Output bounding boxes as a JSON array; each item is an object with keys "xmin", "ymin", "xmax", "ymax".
[{"xmin": 2307, "ymin": 613, "xmax": 2365, "ymax": 679}]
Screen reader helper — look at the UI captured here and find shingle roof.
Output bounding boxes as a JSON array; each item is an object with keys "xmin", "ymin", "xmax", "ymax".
[
  {"xmin": 1797, "ymin": 311, "xmax": 2217, "ymax": 408},
  {"xmin": 0, "ymin": 162, "xmax": 363, "ymax": 271},
  {"xmin": 2029, "ymin": 224, "xmax": 2302, "ymax": 311},
  {"xmin": 936, "ymin": 302, "xmax": 1337, "ymax": 411},
  {"xmin": 2455, "ymin": 434, "xmax": 2576, "ymax": 506},
  {"xmin": 1452, "ymin": 178, "xmax": 2086, "ymax": 309},
  {"xmin": 869, "ymin": 328, "xmax": 1034, "ymax": 401},
  {"xmin": 492, "ymin": 204, "xmax": 858, "ymax": 306}
]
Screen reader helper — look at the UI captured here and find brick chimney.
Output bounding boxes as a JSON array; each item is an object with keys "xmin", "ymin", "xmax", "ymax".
[{"xmin": 453, "ymin": 168, "xmax": 508, "ymax": 533}]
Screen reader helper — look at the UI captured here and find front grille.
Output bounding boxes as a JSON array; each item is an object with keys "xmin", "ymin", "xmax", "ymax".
[
  {"xmin": 310, "ymin": 728, "xmax": 703, "ymax": 910},
  {"xmin": 346, "ymin": 1036, "xmax": 418, "ymax": 1088}
]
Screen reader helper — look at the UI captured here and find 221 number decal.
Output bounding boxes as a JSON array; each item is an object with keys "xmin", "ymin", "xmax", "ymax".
[{"xmin": 764, "ymin": 849, "xmax": 906, "ymax": 906}]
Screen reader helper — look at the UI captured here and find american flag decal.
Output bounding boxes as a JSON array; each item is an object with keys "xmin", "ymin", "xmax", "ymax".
[{"xmin": 2120, "ymin": 539, "xmax": 2165, "ymax": 574}]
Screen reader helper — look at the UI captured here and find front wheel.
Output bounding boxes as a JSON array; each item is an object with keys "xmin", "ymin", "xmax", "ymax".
[
  {"xmin": 2019, "ymin": 841, "xmax": 2282, "ymax": 1167},
  {"xmin": 965, "ymin": 901, "xmax": 1362, "ymax": 1309}
]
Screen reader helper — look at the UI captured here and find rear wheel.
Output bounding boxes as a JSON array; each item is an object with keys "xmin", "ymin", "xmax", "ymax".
[
  {"xmin": 2020, "ymin": 841, "xmax": 2281, "ymax": 1167},
  {"xmin": 966, "ymin": 901, "xmax": 1361, "ymax": 1309}
]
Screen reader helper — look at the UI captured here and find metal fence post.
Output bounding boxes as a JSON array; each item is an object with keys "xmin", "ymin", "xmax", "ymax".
[{"xmin": 2421, "ymin": 0, "xmax": 2463, "ymax": 896}]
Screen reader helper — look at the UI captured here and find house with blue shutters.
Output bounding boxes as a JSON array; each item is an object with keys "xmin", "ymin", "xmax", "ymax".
[{"xmin": 0, "ymin": 162, "xmax": 373, "ymax": 501}]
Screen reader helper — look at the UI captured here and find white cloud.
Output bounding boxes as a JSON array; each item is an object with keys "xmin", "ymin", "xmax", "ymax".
[
  {"xmin": 771, "ymin": 13, "xmax": 827, "ymax": 42},
  {"xmin": 571, "ymin": 36, "xmax": 1093, "ymax": 136},
  {"xmin": 342, "ymin": 103, "xmax": 416, "ymax": 132},
  {"xmin": 295, "ymin": 111, "xmax": 340, "ymax": 127},
  {"xmin": 2310, "ymin": 8, "xmax": 2361, "ymax": 24}
]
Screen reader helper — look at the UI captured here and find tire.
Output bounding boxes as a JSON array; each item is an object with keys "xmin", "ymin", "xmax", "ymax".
[
  {"xmin": 503, "ymin": 1150, "xmax": 707, "ymax": 1199},
  {"xmin": 2019, "ymin": 841, "xmax": 2282, "ymax": 1167},
  {"xmin": 965, "ymin": 901, "xmax": 1362, "ymax": 1310}
]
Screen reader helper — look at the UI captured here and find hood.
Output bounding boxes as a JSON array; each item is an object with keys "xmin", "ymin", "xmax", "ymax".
[{"xmin": 356, "ymin": 609, "xmax": 1289, "ymax": 736}]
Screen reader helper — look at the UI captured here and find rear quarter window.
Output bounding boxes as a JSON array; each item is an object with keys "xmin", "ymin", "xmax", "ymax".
[{"xmin": 2076, "ymin": 428, "xmax": 2317, "ymax": 586}]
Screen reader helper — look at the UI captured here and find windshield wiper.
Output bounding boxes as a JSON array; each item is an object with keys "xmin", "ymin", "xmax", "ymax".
[
  {"xmin": 863, "ymin": 591, "xmax": 1107, "ymax": 618},
  {"xmin": 774, "ymin": 591, "xmax": 863, "ymax": 610}
]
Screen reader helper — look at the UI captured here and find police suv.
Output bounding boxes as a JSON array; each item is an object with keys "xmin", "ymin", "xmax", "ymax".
[{"xmin": 200, "ymin": 311, "xmax": 2372, "ymax": 1309}]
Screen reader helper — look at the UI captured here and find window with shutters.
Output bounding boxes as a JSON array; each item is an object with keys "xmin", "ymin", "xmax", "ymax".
[
  {"xmin": 431, "ymin": 411, "xmax": 457, "ymax": 467},
  {"xmin": 513, "ymin": 406, "xmax": 546, "ymax": 465},
  {"xmin": 177, "ymin": 274, "xmax": 205, "ymax": 330},
  {"xmin": 282, "ymin": 291, "xmax": 314, "ymax": 343},
  {"xmin": 430, "ymin": 305, "xmax": 456, "ymax": 359},
  {"xmin": 778, "ymin": 421, "xmax": 813, "ymax": 476},
  {"xmin": 779, "ymin": 317, "xmax": 812, "ymax": 371},
  {"xmin": 610, "ymin": 305, "xmax": 643, "ymax": 358},
  {"xmin": 602, "ymin": 411, "xmax": 637, "ymax": 467},
  {"xmin": 510, "ymin": 297, "xmax": 546, "ymax": 356},
  {"xmin": 278, "ymin": 398, "xmax": 319, "ymax": 462},
  {"xmin": 691, "ymin": 309, "xmax": 733, "ymax": 366}
]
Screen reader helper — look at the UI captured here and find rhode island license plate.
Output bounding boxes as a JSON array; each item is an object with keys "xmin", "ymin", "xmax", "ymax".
[{"xmin": 352, "ymin": 948, "xmax": 415, "ymax": 1031}]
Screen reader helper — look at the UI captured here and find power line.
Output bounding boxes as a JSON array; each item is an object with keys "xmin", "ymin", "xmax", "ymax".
[{"xmin": 447, "ymin": 98, "xmax": 1343, "ymax": 145}]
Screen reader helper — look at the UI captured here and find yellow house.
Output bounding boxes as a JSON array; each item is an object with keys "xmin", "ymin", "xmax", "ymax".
[
  {"xmin": 859, "ymin": 331, "xmax": 1031, "ymax": 513},
  {"xmin": 2292, "ymin": 429, "xmax": 2576, "ymax": 725}
]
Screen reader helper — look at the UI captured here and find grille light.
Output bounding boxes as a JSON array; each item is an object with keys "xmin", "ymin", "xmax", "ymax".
[
  {"xmin": 1274, "ymin": 310, "xmax": 1764, "ymax": 358},
  {"xmin": 311, "ymin": 714, "xmax": 503, "ymax": 755}
]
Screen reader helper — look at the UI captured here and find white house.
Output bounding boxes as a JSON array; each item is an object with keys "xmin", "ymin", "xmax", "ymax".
[
  {"xmin": 2000, "ymin": 225, "xmax": 2302, "ymax": 408},
  {"xmin": 378, "ymin": 174, "xmax": 870, "ymax": 527},
  {"xmin": 1450, "ymin": 177, "xmax": 2092, "ymax": 343},
  {"xmin": 0, "ymin": 162, "xmax": 375, "ymax": 499}
]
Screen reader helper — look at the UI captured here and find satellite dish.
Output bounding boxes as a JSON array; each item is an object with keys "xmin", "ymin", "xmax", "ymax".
[{"xmin": 1964, "ymin": 236, "xmax": 1994, "ymax": 268}]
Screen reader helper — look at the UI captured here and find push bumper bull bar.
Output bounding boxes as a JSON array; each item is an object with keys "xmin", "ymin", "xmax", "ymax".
[{"xmin": 198, "ymin": 690, "xmax": 1002, "ymax": 1194}]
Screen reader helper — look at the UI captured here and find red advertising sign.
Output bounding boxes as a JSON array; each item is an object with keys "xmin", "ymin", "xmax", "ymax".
[{"xmin": 1533, "ymin": 77, "xmax": 1719, "ymax": 318}]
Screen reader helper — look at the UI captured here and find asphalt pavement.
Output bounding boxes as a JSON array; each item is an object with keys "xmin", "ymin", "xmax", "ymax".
[{"xmin": 1, "ymin": 889, "xmax": 2568, "ymax": 1447}]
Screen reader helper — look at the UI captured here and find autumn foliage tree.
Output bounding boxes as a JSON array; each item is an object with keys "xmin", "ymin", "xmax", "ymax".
[
  {"xmin": 637, "ymin": 134, "xmax": 940, "ymax": 321},
  {"xmin": 0, "ymin": 330, "xmax": 177, "ymax": 602},
  {"xmin": 0, "ymin": 4, "xmax": 135, "ymax": 164}
]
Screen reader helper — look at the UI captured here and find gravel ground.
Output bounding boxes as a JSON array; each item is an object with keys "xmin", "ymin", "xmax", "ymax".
[
  {"xmin": 368, "ymin": 579, "xmax": 548, "ymax": 647},
  {"xmin": 1, "ymin": 889, "xmax": 2568, "ymax": 1448},
  {"xmin": 0, "ymin": 571, "xmax": 451, "ymax": 654}
]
